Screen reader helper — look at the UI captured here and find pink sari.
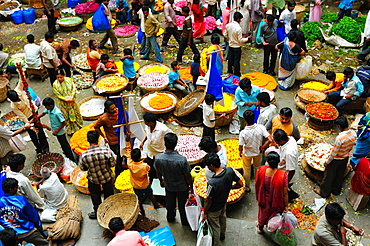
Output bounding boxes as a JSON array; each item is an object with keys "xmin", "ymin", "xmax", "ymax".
[
  {"xmin": 192, "ymin": 4, "xmax": 206, "ymax": 39},
  {"xmin": 309, "ymin": 5, "xmax": 322, "ymax": 22}
]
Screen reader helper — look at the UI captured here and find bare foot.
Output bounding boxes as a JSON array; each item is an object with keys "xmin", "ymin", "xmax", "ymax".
[
  {"xmin": 313, "ymin": 187, "xmax": 321, "ymax": 196},
  {"xmin": 256, "ymin": 222, "xmax": 263, "ymax": 234}
]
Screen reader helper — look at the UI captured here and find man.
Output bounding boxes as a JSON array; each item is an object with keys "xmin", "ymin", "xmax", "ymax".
[
  {"xmin": 328, "ymin": 67, "xmax": 364, "ymax": 113},
  {"xmin": 280, "ymin": 0, "xmax": 296, "ymax": 34},
  {"xmin": 250, "ymin": 0, "xmax": 264, "ymax": 46},
  {"xmin": 356, "ymin": 59, "xmax": 370, "ymax": 97},
  {"xmin": 107, "ymin": 217, "xmax": 145, "ymax": 246},
  {"xmin": 99, "ymin": 0, "xmax": 120, "ymax": 54},
  {"xmin": 256, "ymin": 92, "xmax": 277, "ymax": 126},
  {"xmin": 203, "ymin": 153, "xmax": 243, "ymax": 246},
  {"xmin": 312, "ymin": 203, "xmax": 363, "ymax": 246},
  {"xmin": 138, "ymin": 0, "xmax": 151, "ymax": 55},
  {"xmin": 289, "ymin": 19, "xmax": 308, "ymax": 53},
  {"xmin": 357, "ymin": 14, "xmax": 370, "ymax": 63},
  {"xmin": 224, "ymin": 12, "xmax": 249, "ymax": 77},
  {"xmin": 0, "ymin": 44, "xmax": 15, "ymax": 77},
  {"xmin": 6, "ymin": 154, "xmax": 45, "ymax": 210},
  {"xmin": 0, "ymin": 228, "xmax": 17, "ymax": 246},
  {"xmin": 79, "ymin": 130, "xmax": 116, "ymax": 219},
  {"xmin": 40, "ymin": 32, "xmax": 58, "ymax": 85},
  {"xmin": 0, "ymin": 178, "xmax": 48, "ymax": 246},
  {"xmin": 140, "ymin": 6, "xmax": 163, "ymax": 63},
  {"xmin": 265, "ymin": 107, "xmax": 300, "ymax": 141},
  {"xmin": 239, "ymin": 110, "xmax": 272, "ymax": 191},
  {"xmin": 154, "ymin": 133, "xmax": 193, "ymax": 225},
  {"xmin": 0, "ymin": 123, "xmax": 27, "ymax": 168},
  {"xmin": 162, "ymin": 0, "xmax": 180, "ymax": 48},
  {"xmin": 313, "ymin": 116, "xmax": 356, "ymax": 198},
  {"xmin": 335, "ymin": 0, "xmax": 354, "ymax": 23},
  {"xmin": 42, "ymin": 0, "xmax": 59, "ymax": 34},
  {"xmin": 176, "ymin": 6, "xmax": 199, "ymax": 64},
  {"xmin": 323, "ymin": 71, "xmax": 345, "ymax": 94},
  {"xmin": 273, "ymin": 129, "xmax": 298, "ymax": 183},
  {"xmin": 260, "ymin": 15, "xmax": 279, "ymax": 75},
  {"xmin": 55, "ymin": 39, "xmax": 80, "ymax": 77},
  {"xmin": 24, "ymin": 34, "xmax": 42, "ymax": 69},
  {"xmin": 207, "ymin": 0, "xmax": 217, "ymax": 18}
]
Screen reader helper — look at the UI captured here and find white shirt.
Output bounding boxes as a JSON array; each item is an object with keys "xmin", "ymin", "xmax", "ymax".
[
  {"xmin": 278, "ymin": 136, "xmax": 298, "ymax": 171},
  {"xmin": 205, "ymin": 143, "xmax": 229, "ymax": 181},
  {"xmin": 257, "ymin": 104, "xmax": 278, "ymax": 126},
  {"xmin": 365, "ymin": 13, "xmax": 370, "ymax": 39},
  {"xmin": 0, "ymin": 126, "xmax": 13, "ymax": 158},
  {"xmin": 224, "ymin": 21, "xmax": 249, "ymax": 48},
  {"xmin": 40, "ymin": 40, "xmax": 58, "ymax": 69},
  {"xmin": 239, "ymin": 123, "xmax": 270, "ymax": 157},
  {"xmin": 138, "ymin": 8, "xmax": 151, "ymax": 32},
  {"xmin": 39, "ymin": 173, "xmax": 68, "ymax": 210},
  {"xmin": 203, "ymin": 102, "xmax": 215, "ymax": 128},
  {"xmin": 280, "ymin": 9, "xmax": 296, "ymax": 34},
  {"xmin": 145, "ymin": 121, "xmax": 172, "ymax": 158},
  {"xmin": 24, "ymin": 43, "xmax": 41, "ymax": 68},
  {"xmin": 7, "ymin": 171, "xmax": 45, "ymax": 209}
]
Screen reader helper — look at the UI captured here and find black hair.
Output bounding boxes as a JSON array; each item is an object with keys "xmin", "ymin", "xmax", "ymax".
[
  {"xmin": 267, "ymin": 15, "xmax": 275, "ymax": 22},
  {"xmin": 0, "ymin": 44, "xmax": 3, "ymax": 51},
  {"xmin": 171, "ymin": 60, "xmax": 179, "ymax": 69},
  {"xmin": 257, "ymin": 92, "xmax": 271, "ymax": 106},
  {"xmin": 291, "ymin": 19, "xmax": 299, "ymax": 29},
  {"xmin": 182, "ymin": 6, "xmax": 190, "ymax": 14},
  {"xmin": 273, "ymin": 129, "xmax": 288, "ymax": 142},
  {"xmin": 87, "ymin": 130, "xmax": 99, "ymax": 144},
  {"xmin": 7, "ymin": 90, "xmax": 19, "ymax": 102},
  {"xmin": 234, "ymin": 12, "xmax": 243, "ymax": 21},
  {"xmin": 0, "ymin": 228, "xmax": 17, "ymax": 246},
  {"xmin": 131, "ymin": 148, "xmax": 141, "ymax": 162},
  {"xmin": 27, "ymin": 34, "xmax": 35, "ymax": 43},
  {"xmin": 143, "ymin": 112, "xmax": 158, "ymax": 123},
  {"xmin": 88, "ymin": 40, "xmax": 96, "ymax": 49},
  {"xmin": 325, "ymin": 203, "xmax": 345, "ymax": 221},
  {"xmin": 143, "ymin": 0, "xmax": 151, "ymax": 6},
  {"xmin": 198, "ymin": 136, "xmax": 217, "ymax": 153},
  {"xmin": 286, "ymin": 31, "xmax": 296, "ymax": 41},
  {"xmin": 101, "ymin": 54, "xmax": 110, "ymax": 61},
  {"xmin": 266, "ymin": 151, "xmax": 280, "ymax": 169},
  {"xmin": 142, "ymin": 6, "xmax": 149, "ymax": 11},
  {"xmin": 42, "ymin": 97, "xmax": 55, "ymax": 107},
  {"xmin": 70, "ymin": 39, "xmax": 80, "ymax": 48},
  {"xmin": 335, "ymin": 115, "xmax": 349, "ymax": 129},
  {"xmin": 367, "ymin": 59, "xmax": 370, "ymax": 66},
  {"xmin": 56, "ymin": 69, "xmax": 65, "ymax": 76},
  {"xmin": 326, "ymin": 71, "xmax": 336, "ymax": 80},
  {"xmin": 2, "ymin": 178, "xmax": 18, "ymax": 194},
  {"xmin": 205, "ymin": 94, "xmax": 216, "ymax": 104},
  {"xmin": 211, "ymin": 34, "xmax": 220, "ymax": 45},
  {"xmin": 203, "ymin": 153, "xmax": 221, "ymax": 168},
  {"xmin": 104, "ymin": 100, "xmax": 115, "ymax": 111},
  {"xmin": 239, "ymin": 78, "xmax": 251, "ymax": 90},
  {"xmin": 164, "ymin": 132, "xmax": 177, "ymax": 150},
  {"xmin": 108, "ymin": 217, "xmax": 125, "ymax": 233},
  {"xmin": 193, "ymin": 53, "xmax": 200, "ymax": 63},
  {"xmin": 287, "ymin": 0, "xmax": 296, "ymax": 7},
  {"xmin": 343, "ymin": 67, "xmax": 354, "ymax": 76},
  {"xmin": 243, "ymin": 110, "xmax": 255, "ymax": 125},
  {"xmin": 280, "ymin": 107, "xmax": 292, "ymax": 118},
  {"xmin": 8, "ymin": 154, "xmax": 26, "ymax": 172},
  {"xmin": 124, "ymin": 48, "xmax": 133, "ymax": 56},
  {"xmin": 44, "ymin": 32, "xmax": 54, "ymax": 40}
]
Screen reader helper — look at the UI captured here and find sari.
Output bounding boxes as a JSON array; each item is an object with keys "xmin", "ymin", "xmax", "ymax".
[
  {"xmin": 350, "ymin": 112, "xmax": 370, "ymax": 167},
  {"xmin": 309, "ymin": 4, "xmax": 322, "ymax": 22},
  {"xmin": 191, "ymin": 4, "xmax": 206, "ymax": 39},
  {"xmin": 200, "ymin": 44, "xmax": 224, "ymax": 75},
  {"xmin": 351, "ymin": 158, "xmax": 370, "ymax": 196},
  {"xmin": 52, "ymin": 77, "xmax": 83, "ymax": 135},
  {"xmin": 87, "ymin": 47, "xmax": 101, "ymax": 71},
  {"xmin": 278, "ymin": 39, "xmax": 299, "ymax": 90}
]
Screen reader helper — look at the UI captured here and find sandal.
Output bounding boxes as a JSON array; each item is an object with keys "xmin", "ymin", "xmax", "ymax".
[{"xmin": 313, "ymin": 187, "xmax": 321, "ymax": 196}]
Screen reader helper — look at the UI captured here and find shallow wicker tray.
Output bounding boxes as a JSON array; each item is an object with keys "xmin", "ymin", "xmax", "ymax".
[
  {"xmin": 306, "ymin": 102, "xmax": 339, "ymax": 122},
  {"xmin": 176, "ymin": 134, "xmax": 206, "ymax": 165},
  {"xmin": 174, "ymin": 89, "xmax": 205, "ymax": 117},
  {"xmin": 138, "ymin": 62, "xmax": 170, "ymax": 76},
  {"xmin": 94, "ymin": 74, "xmax": 129, "ymax": 94},
  {"xmin": 71, "ymin": 166, "xmax": 90, "ymax": 194},
  {"xmin": 97, "ymin": 193, "xmax": 139, "ymax": 229},
  {"xmin": 294, "ymin": 94, "xmax": 307, "ymax": 111},
  {"xmin": 174, "ymin": 107, "xmax": 203, "ymax": 127},
  {"xmin": 114, "ymin": 25, "xmax": 139, "ymax": 38},
  {"xmin": 300, "ymin": 78, "xmax": 331, "ymax": 89},
  {"xmin": 32, "ymin": 152, "xmax": 64, "ymax": 178},
  {"xmin": 0, "ymin": 1, "xmax": 20, "ymax": 11},
  {"xmin": 78, "ymin": 96, "xmax": 106, "ymax": 121},
  {"xmin": 57, "ymin": 17, "xmax": 83, "ymax": 27},
  {"xmin": 297, "ymin": 88, "xmax": 327, "ymax": 104},
  {"xmin": 0, "ymin": 111, "xmax": 25, "ymax": 131},
  {"xmin": 137, "ymin": 72, "xmax": 169, "ymax": 92},
  {"xmin": 140, "ymin": 91, "xmax": 177, "ymax": 114}
]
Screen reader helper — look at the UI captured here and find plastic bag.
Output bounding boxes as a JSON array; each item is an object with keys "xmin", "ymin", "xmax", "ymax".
[
  {"xmin": 320, "ymin": 27, "xmax": 362, "ymax": 48},
  {"xmin": 295, "ymin": 55, "xmax": 312, "ymax": 80},
  {"xmin": 9, "ymin": 135, "xmax": 27, "ymax": 153},
  {"xmin": 11, "ymin": 10, "xmax": 23, "ymax": 24},
  {"xmin": 254, "ymin": 105, "xmax": 260, "ymax": 124},
  {"xmin": 274, "ymin": 217, "xmax": 298, "ymax": 246},
  {"xmin": 256, "ymin": 20, "xmax": 265, "ymax": 45},
  {"xmin": 59, "ymin": 156, "xmax": 77, "ymax": 183},
  {"xmin": 222, "ymin": 75, "xmax": 239, "ymax": 94},
  {"xmin": 139, "ymin": 226, "xmax": 176, "ymax": 246},
  {"xmin": 196, "ymin": 220, "xmax": 213, "ymax": 246},
  {"xmin": 92, "ymin": 4, "xmax": 111, "ymax": 32},
  {"xmin": 277, "ymin": 24, "xmax": 286, "ymax": 43},
  {"xmin": 267, "ymin": 213, "xmax": 283, "ymax": 232},
  {"xmin": 40, "ymin": 208, "xmax": 57, "ymax": 222},
  {"xmin": 137, "ymin": 27, "xmax": 143, "ymax": 44},
  {"xmin": 283, "ymin": 211, "xmax": 298, "ymax": 228},
  {"xmin": 68, "ymin": 0, "xmax": 81, "ymax": 8},
  {"xmin": 23, "ymin": 8, "xmax": 36, "ymax": 24},
  {"xmin": 229, "ymin": 118, "xmax": 239, "ymax": 135},
  {"xmin": 185, "ymin": 193, "xmax": 202, "ymax": 231}
]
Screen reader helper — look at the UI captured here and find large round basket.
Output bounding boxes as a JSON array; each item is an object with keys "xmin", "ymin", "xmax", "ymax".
[
  {"xmin": 297, "ymin": 88, "xmax": 327, "ymax": 104},
  {"xmin": 97, "ymin": 193, "xmax": 139, "ymax": 229},
  {"xmin": 71, "ymin": 166, "xmax": 90, "ymax": 194},
  {"xmin": 137, "ymin": 72, "xmax": 169, "ymax": 92},
  {"xmin": 175, "ymin": 134, "xmax": 206, "ymax": 165},
  {"xmin": 137, "ymin": 62, "xmax": 170, "ymax": 76},
  {"xmin": 77, "ymin": 13, "xmax": 93, "ymax": 23},
  {"xmin": 140, "ymin": 91, "xmax": 177, "ymax": 114},
  {"xmin": 174, "ymin": 107, "xmax": 203, "ymax": 127},
  {"xmin": 78, "ymin": 96, "xmax": 106, "ymax": 121},
  {"xmin": 94, "ymin": 74, "xmax": 129, "ymax": 94},
  {"xmin": 57, "ymin": 17, "xmax": 83, "ymax": 31},
  {"xmin": 306, "ymin": 102, "xmax": 339, "ymax": 122},
  {"xmin": 0, "ymin": 77, "xmax": 9, "ymax": 103},
  {"xmin": 32, "ymin": 152, "xmax": 64, "ymax": 178},
  {"xmin": 174, "ymin": 89, "xmax": 205, "ymax": 117},
  {"xmin": 214, "ymin": 93, "xmax": 237, "ymax": 127},
  {"xmin": 217, "ymin": 138, "xmax": 244, "ymax": 169},
  {"xmin": 114, "ymin": 25, "xmax": 139, "ymax": 38},
  {"xmin": 308, "ymin": 117, "xmax": 335, "ymax": 131}
]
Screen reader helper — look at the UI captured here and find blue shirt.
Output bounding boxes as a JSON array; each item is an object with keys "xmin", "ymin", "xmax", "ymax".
[
  {"xmin": 116, "ymin": 0, "xmax": 128, "ymax": 8},
  {"xmin": 27, "ymin": 87, "xmax": 38, "ymax": 101},
  {"xmin": 339, "ymin": 0, "xmax": 354, "ymax": 10},
  {"xmin": 43, "ymin": 106, "xmax": 66, "ymax": 135},
  {"xmin": 123, "ymin": 58, "xmax": 136, "ymax": 79},
  {"xmin": 342, "ymin": 74, "xmax": 364, "ymax": 100},
  {"xmin": 168, "ymin": 70, "xmax": 180, "ymax": 88},
  {"xmin": 235, "ymin": 85, "xmax": 261, "ymax": 117},
  {"xmin": 0, "ymin": 194, "xmax": 42, "ymax": 235}
]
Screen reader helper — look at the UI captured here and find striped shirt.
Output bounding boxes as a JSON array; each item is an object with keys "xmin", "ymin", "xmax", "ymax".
[{"xmin": 326, "ymin": 130, "xmax": 356, "ymax": 165}]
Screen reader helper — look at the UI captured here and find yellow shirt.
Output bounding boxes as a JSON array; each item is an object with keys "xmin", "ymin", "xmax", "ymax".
[
  {"xmin": 271, "ymin": 116, "xmax": 293, "ymax": 136},
  {"xmin": 127, "ymin": 157, "xmax": 150, "ymax": 189}
]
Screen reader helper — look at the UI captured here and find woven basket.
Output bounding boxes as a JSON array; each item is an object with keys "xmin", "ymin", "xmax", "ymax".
[
  {"xmin": 297, "ymin": 88, "xmax": 327, "ymax": 104},
  {"xmin": 32, "ymin": 152, "xmax": 64, "ymax": 178},
  {"xmin": 300, "ymin": 78, "xmax": 331, "ymax": 88},
  {"xmin": 306, "ymin": 103, "xmax": 339, "ymax": 122},
  {"xmin": 114, "ymin": 25, "xmax": 139, "ymax": 38},
  {"xmin": 94, "ymin": 74, "xmax": 129, "ymax": 94},
  {"xmin": 0, "ymin": 1, "xmax": 20, "ymax": 10},
  {"xmin": 174, "ymin": 107, "xmax": 203, "ymax": 127},
  {"xmin": 71, "ymin": 166, "xmax": 90, "ymax": 194},
  {"xmin": 308, "ymin": 117, "xmax": 335, "ymax": 131},
  {"xmin": 174, "ymin": 89, "xmax": 205, "ymax": 117},
  {"xmin": 0, "ymin": 77, "xmax": 9, "ymax": 103},
  {"xmin": 214, "ymin": 93, "xmax": 237, "ymax": 127},
  {"xmin": 57, "ymin": 17, "xmax": 83, "ymax": 27},
  {"xmin": 294, "ymin": 94, "xmax": 307, "ymax": 111},
  {"xmin": 97, "ymin": 193, "xmax": 139, "ymax": 229},
  {"xmin": 140, "ymin": 91, "xmax": 177, "ymax": 114},
  {"xmin": 138, "ymin": 62, "xmax": 170, "ymax": 76},
  {"xmin": 78, "ymin": 96, "xmax": 106, "ymax": 121},
  {"xmin": 137, "ymin": 72, "xmax": 169, "ymax": 92}
]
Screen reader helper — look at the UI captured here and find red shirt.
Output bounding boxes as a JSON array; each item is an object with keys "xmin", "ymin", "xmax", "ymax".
[{"xmin": 191, "ymin": 4, "xmax": 205, "ymax": 22}]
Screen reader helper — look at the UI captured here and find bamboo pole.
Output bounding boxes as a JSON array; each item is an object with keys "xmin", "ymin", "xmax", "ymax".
[
  {"xmin": 109, "ymin": 93, "xmax": 136, "ymax": 99},
  {"xmin": 113, "ymin": 120, "xmax": 144, "ymax": 128}
]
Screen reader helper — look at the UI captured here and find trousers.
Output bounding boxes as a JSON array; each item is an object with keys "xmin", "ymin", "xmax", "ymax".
[
  {"xmin": 57, "ymin": 134, "xmax": 75, "ymax": 162},
  {"xmin": 100, "ymin": 28, "xmax": 118, "ymax": 52},
  {"xmin": 88, "ymin": 179, "xmax": 114, "ymax": 212},
  {"xmin": 162, "ymin": 27, "xmax": 181, "ymax": 46},
  {"xmin": 242, "ymin": 153, "xmax": 262, "ymax": 189},
  {"xmin": 165, "ymin": 189, "xmax": 188, "ymax": 225},
  {"xmin": 320, "ymin": 158, "xmax": 348, "ymax": 197},
  {"xmin": 208, "ymin": 205, "xmax": 227, "ymax": 246},
  {"xmin": 177, "ymin": 37, "xmax": 199, "ymax": 63},
  {"xmin": 227, "ymin": 47, "xmax": 242, "ymax": 77},
  {"xmin": 263, "ymin": 45, "xmax": 278, "ymax": 73}
]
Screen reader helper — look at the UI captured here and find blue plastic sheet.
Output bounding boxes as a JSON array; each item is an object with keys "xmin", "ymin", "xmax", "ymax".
[
  {"xmin": 222, "ymin": 75, "xmax": 239, "ymax": 94},
  {"xmin": 23, "ymin": 8, "xmax": 36, "ymax": 24},
  {"xmin": 11, "ymin": 10, "xmax": 23, "ymax": 24},
  {"xmin": 139, "ymin": 226, "xmax": 176, "ymax": 246},
  {"xmin": 68, "ymin": 0, "xmax": 80, "ymax": 8},
  {"xmin": 92, "ymin": 4, "xmax": 111, "ymax": 31},
  {"xmin": 206, "ymin": 53, "xmax": 223, "ymax": 101},
  {"xmin": 277, "ymin": 23, "xmax": 286, "ymax": 43},
  {"xmin": 137, "ymin": 27, "xmax": 143, "ymax": 44}
]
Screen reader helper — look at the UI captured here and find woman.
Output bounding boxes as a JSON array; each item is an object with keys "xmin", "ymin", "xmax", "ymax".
[
  {"xmin": 191, "ymin": 0, "xmax": 207, "ymax": 42},
  {"xmin": 309, "ymin": 0, "xmax": 324, "ymax": 22},
  {"xmin": 350, "ymin": 112, "xmax": 370, "ymax": 168},
  {"xmin": 86, "ymin": 40, "xmax": 101, "ymax": 80},
  {"xmin": 351, "ymin": 157, "xmax": 370, "ymax": 196},
  {"xmin": 255, "ymin": 151, "xmax": 288, "ymax": 234},
  {"xmin": 275, "ymin": 32, "xmax": 305, "ymax": 90},
  {"xmin": 239, "ymin": 0, "xmax": 250, "ymax": 38},
  {"xmin": 52, "ymin": 69, "xmax": 83, "ymax": 135},
  {"xmin": 200, "ymin": 34, "xmax": 224, "ymax": 75}
]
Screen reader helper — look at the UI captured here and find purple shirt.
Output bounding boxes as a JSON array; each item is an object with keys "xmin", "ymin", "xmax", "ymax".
[
  {"xmin": 164, "ymin": 2, "xmax": 176, "ymax": 28},
  {"xmin": 250, "ymin": 0, "xmax": 264, "ymax": 23}
]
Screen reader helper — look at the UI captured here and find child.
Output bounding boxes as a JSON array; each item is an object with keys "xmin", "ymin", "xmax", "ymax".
[
  {"xmin": 168, "ymin": 61, "xmax": 194, "ymax": 97},
  {"xmin": 336, "ymin": 0, "xmax": 353, "ymax": 23},
  {"xmin": 190, "ymin": 54, "xmax": 202, "ymax": 85},
  {"xmin": 38, "ymin": 97, "xmax": 76, "ymax": 162},
  {"xmin": 280, "ymin": 0, "xmax": 296, "ymax": 34},
  {"xmin": 96, "ymin": 54, "xmax": 118, "ymax": 79},
  {"xmin": 202, "ymin": 94, "xmax": 225, "ymax": 140},
  {"xmin": 323, "ymin": 71, "xmax": 345, "ymax": 94},
  {"xmin": 120, "ymin": 48, "xmax": 136, "ymax": 81},
  {"xmin": 127, "ymin": 146, "xmax": 162, "ymax": 216},
  {"xmin": 256, "ymin": 92, "xmax": 277, "ymax": 126},
  {"xmin": 116, "ymin": 0, "xmax": 129, "ymax": 24}
]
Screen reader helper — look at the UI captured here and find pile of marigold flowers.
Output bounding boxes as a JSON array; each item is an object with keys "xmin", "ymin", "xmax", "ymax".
[
  {"xmin": 179, "ymin": 68, "xmax": 193, "ymax": 81},
  {"xmin": 115, "ymin": 169, "xmax": 134, "ymax": 193},
  {"xmin": 148, "ymin": 93, "xmax": 174, "ymax": 110},
  {"xmin": 241, "ymin": 72, "xmax": 278, "ymax": 90},
  {"xmin": 70, "ymin": 124, "xmax": 104, "ymax": 155}
]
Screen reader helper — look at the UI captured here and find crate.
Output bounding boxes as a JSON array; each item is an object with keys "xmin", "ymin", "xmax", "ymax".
[{"xmin": 346, "ymin": 189, "xmax": 370, "ymax": 211}]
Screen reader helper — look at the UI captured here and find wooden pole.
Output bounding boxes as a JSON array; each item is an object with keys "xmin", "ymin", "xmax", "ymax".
[
  {"xmin": 109, "ymin": 93, "xmax": 136, "ymax": 99},
  {"xmin": 113, "ymin": 120, "xmax": 144, "ymax": 128}
]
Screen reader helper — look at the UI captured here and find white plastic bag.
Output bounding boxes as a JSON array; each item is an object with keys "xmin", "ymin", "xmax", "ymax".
[
  {"xmin": 295, "ymin": 56, "xmax": 312, "ymax": 80},
  {"xmin": 40, "ymin": 208, "xmax": 57, "ymax": 222},
  {"xmin": 283, "ymin": 211, "xmax": 298, "ymax": 228},
  {"xmin": 267, "ymin": 213, "xmax": 283, "ymax": 232},
  {"xmin": 229, "ymin": 118, "xmax": 239, "ymax": 135},
  {"xmin": 196, "ymin": 219, "xmax": 213, "ymax": 246},
  {"xmin": 185, "ymin": 193, "xmax": 202, "ymax": 231},
  {"xmin": 59, "ymin": 156, "xmax": 77, "ymax": 183},
  {"xmin": 9, "ymin": 135, "xmax": 27, "ymax": 153},
  {"xmin": 320, "ymin": 28, "xmax": 363, "ymax": 48}
]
